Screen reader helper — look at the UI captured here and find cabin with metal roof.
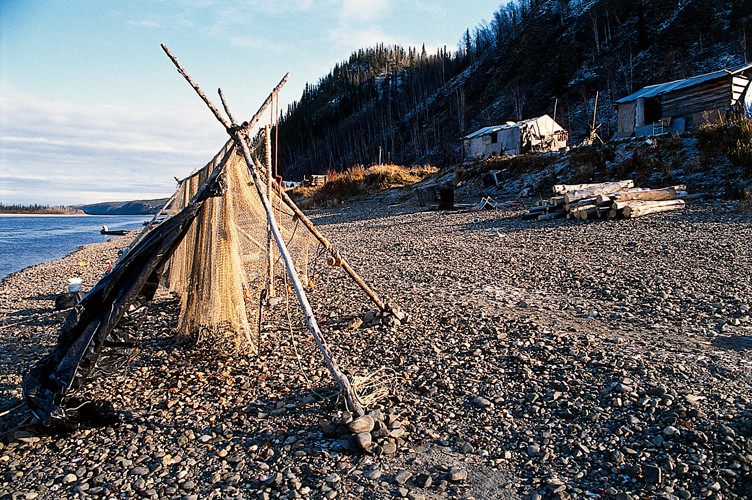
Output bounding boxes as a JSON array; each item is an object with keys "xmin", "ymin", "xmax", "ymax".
[
  {"xmin": 614, "ymin": 63, "xmax": 752, "ymax": 138},
  {"xmin": 462, "ymin": 114, "xmax": 567, "ymax": 160}
]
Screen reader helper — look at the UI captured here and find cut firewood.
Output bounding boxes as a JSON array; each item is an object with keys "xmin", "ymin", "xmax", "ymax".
[
  {"xmin": 578, "ymin": 207, "xmax": 599, "ymax": 220},
  {"xmin": 526, "ymin": 181, "xmax": 694, "ymax": 223},
  {"xmin": 622, "ymin": 199, "xmax": 686, "ymax": 218}
]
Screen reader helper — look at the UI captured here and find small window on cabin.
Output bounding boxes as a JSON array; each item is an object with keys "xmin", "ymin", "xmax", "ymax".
[{"xmin": 490, "ymin": 133, "xmax": 498, "ymax": 144}]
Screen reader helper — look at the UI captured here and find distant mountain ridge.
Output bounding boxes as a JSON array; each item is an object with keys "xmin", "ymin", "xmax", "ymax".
[{"xmin": 74, "ymin": 199, "xmax": 168, "ymax": 215}]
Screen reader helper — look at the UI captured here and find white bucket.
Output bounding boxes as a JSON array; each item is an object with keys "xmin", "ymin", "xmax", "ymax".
[{"xmin": 67, "ymin": 278, "xmax": 83, "ymax": 293}]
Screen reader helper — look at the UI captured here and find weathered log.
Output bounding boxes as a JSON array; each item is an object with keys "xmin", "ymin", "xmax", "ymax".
[
  {"xmin": 565, "ymin": 198, "xmax": 595, "ymax": 209},
  {"xmin": 522, "ymin": 212, "xmax": 540, "ymax": 220},
  {"xmin": 549, "ymin": 196, "xmax": 566, "ymax": 207},
  {"xmin": 564, "ymin": 180, "xmax": 634, "ymax": 204},
  {"xmin": 611, "ymin": 187, "xmax": 677, "ymax": 202},
  {"xmin": 596, "ymin": 187, "xmax": 648, "ymax": 203},
  {"xmin": 528, "ymin": 204, "xmax": 551, "ymax": 213},
  {"xmin": 612, "ymin": 200, "xmax": 634, "ymax": 211},
  {"xmin": 578, "ymin": 207, "xmax": 600, "ymax": 220},
  {"xmin": 597, "ymin": 206, "xmax": 612, "ymax": 218},
  {"xmin": 677, "ymin": 192, "xmax": 708, "ymax": 200},
  {"xmin": 538, "ymin": 210, "xmax": 567, "ymax": 220},
  {"xmin": 565, "ymin": 199, "xmax": 597, "ymax": 212},
  {"xmin": 553, "ymin": 181, "xmax": 631, "ymax": 194},
  {"xmin": 622, "ymin": 199, "xmax": 686, "ymax": 218}
]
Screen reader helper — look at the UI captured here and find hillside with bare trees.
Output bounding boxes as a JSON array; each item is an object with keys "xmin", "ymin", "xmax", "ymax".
[{"xmin": 275, "ymin": 0, "xmax": 751, "ymax": 180}]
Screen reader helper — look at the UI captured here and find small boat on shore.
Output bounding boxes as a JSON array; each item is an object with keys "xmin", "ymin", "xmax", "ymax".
[{"xmin": 101, "ymin": 225, "xmax": 129, "ymax": 236}]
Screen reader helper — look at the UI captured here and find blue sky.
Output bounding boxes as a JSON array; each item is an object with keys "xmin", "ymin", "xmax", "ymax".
[{"xmin": 1, "ymin": 0, "xmax": 506, "ymax": 205}]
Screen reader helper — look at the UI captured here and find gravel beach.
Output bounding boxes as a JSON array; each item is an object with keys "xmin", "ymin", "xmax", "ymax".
[{"xmin": 0, "ymin": 197, "xmax": 750, "ymax": 500}]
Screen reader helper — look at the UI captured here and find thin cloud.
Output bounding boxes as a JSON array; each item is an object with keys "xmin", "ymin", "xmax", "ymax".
[
  {"xmin": 125, "ymin": 19, "xmax": 160, "ymax": 28},
  {"xmin": 339, "ymin": 0, "xmax": 390, "ymax": 22},
  {"xmin": 0, "ymin": 83, "xmax": 226, "ymax": 205},
  {"xmin": 229, "ymin": 35, "xmax": 283, "ymax": 52}
]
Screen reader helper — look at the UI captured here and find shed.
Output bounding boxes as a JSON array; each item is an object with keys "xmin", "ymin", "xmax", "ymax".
[
  {"xmin": 614, "ymin": 63, "xmax": 752, "ymax": 138},
  {"xmin": 463, "ymin": 115, "xmax": 568, "ymax": 160}
]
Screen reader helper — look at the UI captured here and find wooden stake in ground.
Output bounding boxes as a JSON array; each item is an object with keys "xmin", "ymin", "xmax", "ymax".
[{"xmin": 162, "ymin": 44, "xmax": 365, "ymax": 417}]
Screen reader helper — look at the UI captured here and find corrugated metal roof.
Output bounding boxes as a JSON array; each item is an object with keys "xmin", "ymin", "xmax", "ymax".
[
  {"xmin": 615, "ymin": 63, "xmax": 752, "ymax": 103},
  {"xmin": 462, "ymin": 115, "xmax": 551, "ymax": 139}
]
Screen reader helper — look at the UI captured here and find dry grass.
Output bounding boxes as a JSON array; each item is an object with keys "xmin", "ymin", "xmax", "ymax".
[
  {"xmin": 696, "ymin": 117, "xmax": 752, "ymax": 199},
  {"xmin": 290, "ymin": 164, "xmax": 437, "ymax": 207}
]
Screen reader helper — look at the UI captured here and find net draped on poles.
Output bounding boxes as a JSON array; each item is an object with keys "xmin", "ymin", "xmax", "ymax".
[{"xmin": 164, "ymin": 138, "xmax": 312, "ymax": 352}]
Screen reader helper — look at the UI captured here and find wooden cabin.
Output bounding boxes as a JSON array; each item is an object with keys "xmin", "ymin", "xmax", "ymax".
[
  {"xmin": 302, "ymin": 174, "xmax": 327, "ymax": 187},
  {"xmin": 463, "ymin": 115, "xmax": 568, "ymax": 160},
  {"xmin": 614, "ymin": 63, "xmax": 752, "ymax": 138}
]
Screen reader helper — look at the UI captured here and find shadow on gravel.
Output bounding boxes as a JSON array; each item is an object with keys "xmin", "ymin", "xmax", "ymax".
[{"xmin": 711, "ymin": 334, "xmax": 752, "ymax": 352}]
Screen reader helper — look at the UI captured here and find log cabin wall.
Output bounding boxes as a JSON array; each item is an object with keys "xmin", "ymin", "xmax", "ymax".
[{"xmin": 661, "ymin": 79, "xmax": 733, "ymax": 119}]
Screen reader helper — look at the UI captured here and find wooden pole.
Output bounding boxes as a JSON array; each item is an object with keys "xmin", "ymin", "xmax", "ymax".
[
  {"xmin": 553, "ymin": 98, "xmax": 558, "ymax": 123},
  {"xmin": 242, "ymin": 73, "xmax": 290, "ymax": 135},
  {"xmin": 162, "ymin": 45, "xmax": 365, "ymax": 417},
  {"xmin": 238, "ymin": 135, "xmax": 364, "ymax": 417},
  {"xmin": 161, "ymin": 44, "xmax": 232, "ymax": 131},
  {"xmin": 218, "ymin": 88, "xmax": 238, "ymax": 126},
  {"xmin": 272, "ymin": 180, "xmax": 388, "ymax": 312},
  {"xmin": 265, "ymin": 125, "xmax": 275, "ymax": 297},
  {"xmin": 592, "ymin": 91, "xmax": 599, "ymax": 132}
]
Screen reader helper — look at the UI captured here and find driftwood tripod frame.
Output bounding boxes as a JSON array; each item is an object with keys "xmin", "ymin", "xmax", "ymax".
[{"xmin": 161, "ymin": 44, "xmax": 390, "ymax": 418}]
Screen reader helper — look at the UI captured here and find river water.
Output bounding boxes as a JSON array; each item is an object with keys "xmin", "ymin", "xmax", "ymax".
[{"xmin": 0, "ymin": 215, "xmax": 148, "ymax": 280}]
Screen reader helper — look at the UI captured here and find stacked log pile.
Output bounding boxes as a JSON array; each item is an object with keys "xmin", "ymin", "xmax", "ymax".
[{"xmin": 522, "ymin": 181, "xmax": 701, "ymax": 221}]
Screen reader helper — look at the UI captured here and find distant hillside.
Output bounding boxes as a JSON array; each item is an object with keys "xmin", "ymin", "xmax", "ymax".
[
  {"xmin": 74, "ymin": 199, "xmax": 168, "ymax": 215},
  {"xmin": 275, "ymin": 0, "xmax": 751, "ymax": 179},
  {"xmin": 0, "ymin": 204, "xmax": 84, "ymax": 215}
]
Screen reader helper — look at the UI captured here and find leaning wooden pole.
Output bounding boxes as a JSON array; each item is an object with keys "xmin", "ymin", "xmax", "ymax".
[
  {"xmin": 268, "ymin": 168, "xmax": 387, "ymax": 311},
  {"xmin": 162, "ymin": 45, "xmax": 364, "ymax": 417},
  {"xmin": 265, "ymin": 125, "xmax": 275, "ymax": 297},
  {"xmin": 237, "ymin": 135, "xmax": 364, "ymax": 417}
]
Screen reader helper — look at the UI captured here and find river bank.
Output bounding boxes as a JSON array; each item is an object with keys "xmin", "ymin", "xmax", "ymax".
[{"xmin": 0, "ymin": 197, "xmax": 750, "ymax": 500}]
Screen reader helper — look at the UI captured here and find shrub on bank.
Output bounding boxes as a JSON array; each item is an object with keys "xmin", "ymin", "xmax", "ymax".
[{"xmin": 291, "ymin": 164, "xmax": 437, "ymax": 207}]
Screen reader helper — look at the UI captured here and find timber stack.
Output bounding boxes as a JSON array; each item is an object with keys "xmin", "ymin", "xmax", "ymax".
[{"xmin": 521, "ymin": 180, "xmax": 704, "ymax": 221}]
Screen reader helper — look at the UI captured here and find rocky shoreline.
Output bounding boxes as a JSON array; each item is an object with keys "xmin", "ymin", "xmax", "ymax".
[{"xmin": 0, "ymin": 197, "xmax": 750, "ymax": 500}]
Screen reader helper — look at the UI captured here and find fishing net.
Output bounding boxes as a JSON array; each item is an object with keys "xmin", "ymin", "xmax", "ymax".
[{"xmin": 164, "ymin": 137, "xmax": 312, "ymax": 352}]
